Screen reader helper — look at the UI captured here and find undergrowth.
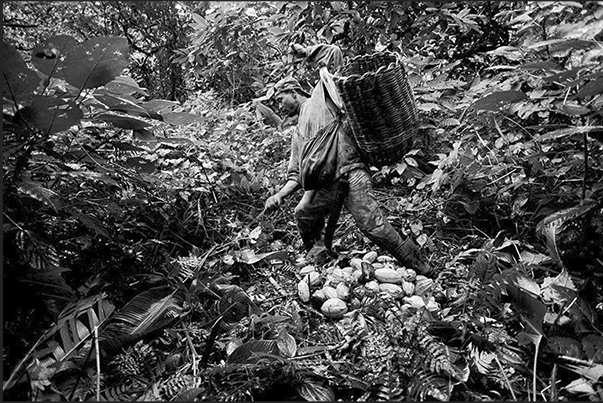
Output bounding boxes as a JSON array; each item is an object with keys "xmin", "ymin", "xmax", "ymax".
[{"xmin": 3, "ymin": 1, "xmax": 603, "ymax": 401}]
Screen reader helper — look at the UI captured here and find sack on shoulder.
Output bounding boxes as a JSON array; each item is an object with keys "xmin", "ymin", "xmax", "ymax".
[{"xmin": 300, "ymin": 118, "xmax": 342, "ymax": 191}]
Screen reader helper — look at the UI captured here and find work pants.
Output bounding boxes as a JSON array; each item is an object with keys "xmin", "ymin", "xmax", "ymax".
[{"xmin": 294, "ymin": 168, "xmax": 424, "ymax": 271}]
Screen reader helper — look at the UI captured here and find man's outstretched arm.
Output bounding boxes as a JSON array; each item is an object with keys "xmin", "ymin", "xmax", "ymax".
[{"xmin": 265, "ymin": 179, "xmax": 300, "ymax": 212}]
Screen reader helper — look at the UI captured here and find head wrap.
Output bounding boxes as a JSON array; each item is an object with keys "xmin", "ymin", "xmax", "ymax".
[{"xmin": 273, "ymin": 77, "xmax": 311, "ymax": 98}]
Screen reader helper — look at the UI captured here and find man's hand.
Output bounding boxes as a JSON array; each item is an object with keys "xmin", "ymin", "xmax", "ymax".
[
  {"xmin": 265, "ymin": 180, "xmax": 299, "ymax": 212},
  {"xmin": 264, "ymin": 193, "xmax": 284, "ymax": 213}
]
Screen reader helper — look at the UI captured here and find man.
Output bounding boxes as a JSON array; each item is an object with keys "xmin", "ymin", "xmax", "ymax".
[{"xmin": 264, "ymin": 44, "xmax": 431, "ymax": 275}]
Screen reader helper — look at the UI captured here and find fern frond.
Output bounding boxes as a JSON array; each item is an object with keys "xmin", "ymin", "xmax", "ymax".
[
  {"xmin": 383, "ymin": 298, "xmax": 407, "ymax": 331},
  {"xmin": 3, "ymin": 293, "xmax": 116, "ymax": 393},
  {"xmin": 99, "ymin": 286, "xmax": 184, "ymax": 355},
  {"xmin": 408, "ymin": 369, "xmax": 452, "ymax": 401},
  {"xmin": 171, "ymin": 247, "xmax": 215, "ymax": 283},
  {"xmin": 369, "ymin": 356, "xmax": 407, "ymax": 401},
  {"xmin": 360, "ymin": 293, "xmax": 387, "ymax": 321},
  {"xmin": 335, "ymin": 312, "xmax": 369, "ymax": 351},
  {"xmin": 417, "ymin": 328, "xmax": 468, "ymax": 382},
  {"xmin": 99, "ymin": 380, "xmax": 146, "ymax": 401},
  {"xmin": 158, "ymin": 372, "xmax": 198, "ymax": 401},
  {"xmin": 361, "ymin": 327, "xmax": 391, "ymax": 363},
  {"xmin": 374, "ymin": 379, "xmax": 405, "ymax": 401},
  {"xmin": 169, "ymin": 263, "xmax": 196, "ymax": 283},
  {"xmin": 468, "ymin": 337, "xmax": 523, "ymax": 397},
  {"xmin": 280, "ymin": 262, "xmax": 297, "ymax": 274}
]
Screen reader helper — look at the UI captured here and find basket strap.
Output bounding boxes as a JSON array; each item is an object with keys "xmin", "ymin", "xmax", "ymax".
[{"xmin": 319, "ymin": 67, "xmax": 344, "ymax": 115}]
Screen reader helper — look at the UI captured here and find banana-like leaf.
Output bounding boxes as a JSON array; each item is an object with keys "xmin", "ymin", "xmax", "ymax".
[
  {"xmin": 94, "ymin": 93, "xmax": 152, "ymax": 118},
  {"xmin": 104, "ymin": 75, "xmax": 148, "ymax": 96},
  {"xmin": 559, "ymin": 356, "xmax": 603, "ymax": 382},
  {"xmin": 3, "ymin": 293, "xmax": 114, "ymax": 392},
  {"xmin": 237, "ymin": 249, "xmax": 289, "ymax": 265},
  {"xmin": 63, "ymin": 37, "xmax": 129, "ymax": 90},
  {"xmin": 3, "ymin": 42, "xmax": 40, "ymax": 103},
  {"xmin": 98, "ymin": 286, "xmax": 184, "ymax": 355},
  {"xmin": 14, "ymin": 95, "xmax": 84, "ymax": 135},
  {"xmin": 276, "ymin": 328, "xmax": 297, "ymax": 358},
  {"xmin": 471, "ymin": 90, "xmax": 528, "ymax": 111},
  {"xmin": 296, "ymin": 381, "xmax": 335, "ymax": 401},
  {"xmin": 226, "ymin": 340, "xmax": 279, "ymax": 364},
  {"xmin": 174, "ymin": 388, "xmax": 204, "ymax": 401},
  {"xmin": 506, "ymin": 282, "xmax": 546, "ymax": 335},
  {"xmin": 96, "ymin": 112, "xmax": 152, "ymax": 130},
  {"xmin": 30, "ymin": 35, "xmax": 79, "ymax": 79},
  {"xmin": 562, "ymin": 377, "xmax": 596, "ymax": 395},
  {"xmin": 161, "ymin": 111, "xmax": 204, "ymax": 126}
]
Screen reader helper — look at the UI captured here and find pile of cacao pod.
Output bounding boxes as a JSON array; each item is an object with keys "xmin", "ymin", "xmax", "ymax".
[{"xmin": 296, "ymin": 251, "xmax": 439, "ymax": 319}]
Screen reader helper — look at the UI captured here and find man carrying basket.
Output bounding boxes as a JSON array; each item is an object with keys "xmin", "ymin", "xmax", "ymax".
[{"xmin": 264, "ymin": 44, "xmax": 431, "ymax": 276}]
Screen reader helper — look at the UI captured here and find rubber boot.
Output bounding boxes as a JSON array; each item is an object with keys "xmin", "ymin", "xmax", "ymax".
[{"xmin": 391, "ymin": 237, "xmax": 433, "ymax": 277}]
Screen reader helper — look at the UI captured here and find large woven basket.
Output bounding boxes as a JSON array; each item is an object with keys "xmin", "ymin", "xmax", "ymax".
[{"xmin": 331, "ymin": 52, "xmax": 418, "ymax": 167}]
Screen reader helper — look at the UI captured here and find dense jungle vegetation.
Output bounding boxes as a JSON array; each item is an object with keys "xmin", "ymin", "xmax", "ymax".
[{"xmin": 3, "ymin": 1, "xmax": 603, "ymax": 401}]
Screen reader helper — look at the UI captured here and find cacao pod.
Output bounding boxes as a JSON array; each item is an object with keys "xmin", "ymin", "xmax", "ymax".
[
  {"xmin": 401, "ymin": 268, "xmax": 417, "ymax": 282},
  {"xmin": 299, "ymin": 265, "xmax": 316, "ymax": 276},
  {"xmin": 321, "ymin": 298, "xmax": 348, "ymax": 319},
  {"xmin": 327, "ymin": 273, "xmax": 344, "ymax": 286},
  {"xmin": 322, "ymin": 285, "xmax": 339, "ymax": 300},
  {"xmin": 351, "ymin": 268, "xmax": 364, "ymax": 283},
  {"xmin": 414, "ymin": 275, "xmax": 434, "ymax": 297},
  {"xmin": 297, "ymin": 280, "xmax": 310, "ymax": 302},
  {"xmin": 341, "ymin": 267, "xmax": 354, "ymax": 277},
  {"xmin": 426, "ymin": 296, "xmax": 440, "ymax": 312},
  {"xmin": 374, "ymin": 268, "xmax": 402, "ymax": 284},
  {"xmin": 311, "ymin": 289, "xmax": 328, "ymax": 304},
  {"xmin": 332, "ymin": 267, "xmax": 344, "ymax": 278},
  {"xmin": 363, "ymin": 251, "xmax": 378, "ymax": 263},
  {"xmin": 304, "ymin": 271, "xmax": 321, "ymax": 287},
  {"xmin": 403, "ymin": 295, "xmax": 426, "ymax": 309},
  {"xmin": 336, "ymin": 283, "xmax": 350, "ymax": 300},
  {"xmin": 379, "ymin": 283, "xmax": 403, "ymax": 296},
  {"xmin": 401, "ymin": 280, "xmax": 415, "ymax": 296},
  {"xmin": 365, "ymin": 280, "xmax": 380, "ymax": 292},
  {"xmin": 349, "ymin": 258, "xmax": 365, "ymax": 271}
]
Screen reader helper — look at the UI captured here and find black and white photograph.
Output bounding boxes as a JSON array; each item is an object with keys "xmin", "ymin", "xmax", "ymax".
[{"xmin": 3, "ymin": 1, "xmax": 603, "ymax": 401}]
